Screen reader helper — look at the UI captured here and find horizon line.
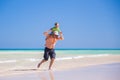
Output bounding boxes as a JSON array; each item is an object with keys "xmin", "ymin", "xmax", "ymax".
[{"xmin": 0, "ymin": 48, "xmax": 120, "ymax": 50}]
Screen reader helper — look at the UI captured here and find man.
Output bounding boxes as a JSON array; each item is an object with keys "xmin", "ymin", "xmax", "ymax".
[{"xmin": 37, "ymin": 31, "xmax": 64, "ymax": 70}]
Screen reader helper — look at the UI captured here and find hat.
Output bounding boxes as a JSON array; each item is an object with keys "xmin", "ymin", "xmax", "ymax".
[{"xmin": 54, "ymin": 31, "xmax": 59, "ymax": 35}]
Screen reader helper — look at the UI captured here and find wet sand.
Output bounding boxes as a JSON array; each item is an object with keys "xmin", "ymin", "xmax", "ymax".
[{"xmin": 0, "ymin": 63, "xmax": 120, "ymax": 80}]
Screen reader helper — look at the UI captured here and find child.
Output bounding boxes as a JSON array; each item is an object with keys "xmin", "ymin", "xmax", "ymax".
[{"xmin": 47, "ymin": 22, "xmax": 61, "ymax": 35}]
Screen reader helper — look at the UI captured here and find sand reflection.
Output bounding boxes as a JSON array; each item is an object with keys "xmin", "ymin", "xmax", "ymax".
[{"xmin": 39, "ymin": 70, "xmax": 55, "ymax": 80}]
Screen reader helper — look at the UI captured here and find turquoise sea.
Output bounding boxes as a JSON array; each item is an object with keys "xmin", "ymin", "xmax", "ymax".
[{"xmin": 0, "ymin": 49, "xmax": 120, "ymax": 63}]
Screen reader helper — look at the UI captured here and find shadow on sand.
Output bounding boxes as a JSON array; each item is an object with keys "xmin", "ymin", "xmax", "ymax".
[{"xmin": 12, "ymin": 69, "xmax": 47, "ymax": 71}]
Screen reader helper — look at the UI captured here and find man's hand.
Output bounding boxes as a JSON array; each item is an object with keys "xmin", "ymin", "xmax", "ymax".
[
  {"xmin": 43, "ymin": 32, "xmax": 47, "ymax": 34},
  {"xmin": 59, "ymin": 32, "xmax": 63, "ymax": 35},
  {"xmin": 59, "ymin": 32, "xmax": 64, "ymax": 40},
  {"xmin": 43, "ymin": 32, "xmax": 49, "ymax": 36}
]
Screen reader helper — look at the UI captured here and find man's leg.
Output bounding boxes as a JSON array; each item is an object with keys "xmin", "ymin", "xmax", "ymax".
[
  {"xmin": 49, "ymin": 58, "xmax": 55, "ymax": 70},
  {"xmin": 49, "ymin": 49, "xmax": 56, "ymax": 70},
  {"xmin": 37, "ymin": 47, "xmax": 49, "ymax": 68},
  {"xmin": 37, "ymin": 59, "xmax": 47, "ymax": 68}
]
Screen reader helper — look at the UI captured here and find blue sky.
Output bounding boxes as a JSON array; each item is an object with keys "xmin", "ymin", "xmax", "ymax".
[{"xmin": 0, "ymin": 0, "xmax": 120, "ymax": 49}]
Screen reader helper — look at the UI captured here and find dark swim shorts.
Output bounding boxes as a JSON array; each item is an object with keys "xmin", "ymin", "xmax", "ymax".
[{"xmin": 43, "ymin": 47, "xmax": 56, "ymax": 60}]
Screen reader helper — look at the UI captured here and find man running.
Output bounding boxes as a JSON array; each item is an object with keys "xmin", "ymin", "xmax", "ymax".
[{"xmin": 37, "ymin": 31, "xmax": 64, "ymax": 70}]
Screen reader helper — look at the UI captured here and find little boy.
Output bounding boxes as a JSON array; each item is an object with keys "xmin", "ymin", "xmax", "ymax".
[{"xmin": 47, "ymin": 22, "xmax": 61, "ymax": 35}]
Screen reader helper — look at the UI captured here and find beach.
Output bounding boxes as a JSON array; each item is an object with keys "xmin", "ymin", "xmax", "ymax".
[{"xmin": 0, "ymin": 50, "xmax": 120, "ymax": 80}]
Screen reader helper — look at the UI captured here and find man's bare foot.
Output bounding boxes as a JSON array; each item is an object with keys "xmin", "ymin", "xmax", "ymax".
[
  {"xmin": 49, "ymin": 68, "xmax": 51, "ymax": 70},
  {"xmin": 49, "ymin": 68, "xmax": 52, "ymax": 70},
  {"xmin": 37, "ymin": 63, "xmax": 41, "ymax": 68}
]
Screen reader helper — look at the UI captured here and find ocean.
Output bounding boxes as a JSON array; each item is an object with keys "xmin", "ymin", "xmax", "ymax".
[{"xmin": 0, "ymin": 49, "xmax": 120, "ymax": 72}]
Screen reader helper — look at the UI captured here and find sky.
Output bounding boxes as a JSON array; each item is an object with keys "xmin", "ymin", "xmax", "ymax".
[{"xmin": 0, "ymin": 0, "xmax": 120, "ymax": 49}]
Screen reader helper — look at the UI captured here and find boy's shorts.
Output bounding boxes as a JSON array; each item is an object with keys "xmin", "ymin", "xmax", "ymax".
[{"xmin": 43, "ymin": 47, "xmax": 56, "ymax": 60}]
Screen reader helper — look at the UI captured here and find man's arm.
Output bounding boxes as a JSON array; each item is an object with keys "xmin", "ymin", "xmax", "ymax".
[
  {"xmin": 43, "ymin": 28, "xmax": 52, "ymax": 37},
  {"xmin": 58, "ymin": 32, "xmax": 64, "ymax": 40},
  {"xmin": 47, "ymin": 29, "xmax": 52, "ymax": 33}
]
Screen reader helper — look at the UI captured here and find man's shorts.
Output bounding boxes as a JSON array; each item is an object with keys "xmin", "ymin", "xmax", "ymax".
[{"xmin": 43, "ymin": 47, "xmax": 56, "ymax": 60}]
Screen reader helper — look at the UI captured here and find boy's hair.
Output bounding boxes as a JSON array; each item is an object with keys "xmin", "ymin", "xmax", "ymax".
[{"xmin": 55, "ymin": 22, "xmax": 58, "ymax": 25}]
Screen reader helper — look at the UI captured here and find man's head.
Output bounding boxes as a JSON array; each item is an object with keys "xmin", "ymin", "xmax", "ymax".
[
  {"xmin": 49, "ymin": 31, "xmax": 59, "ymax": 39},
  {"xmin": 55, "ymin": 22, "xmax": 59, "ymax": 28},
  {"xmin": 53, "ymin": 31, "xmax": 59, "ymax": 36}
]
